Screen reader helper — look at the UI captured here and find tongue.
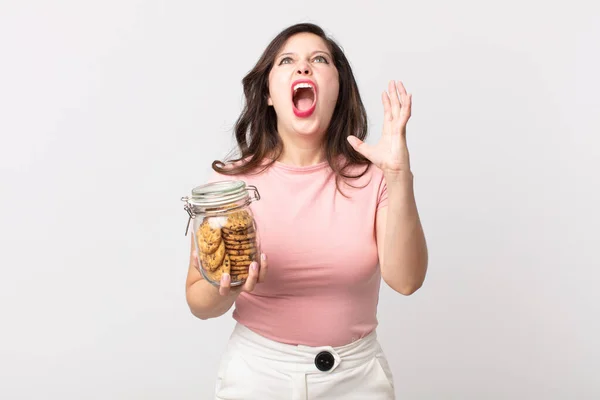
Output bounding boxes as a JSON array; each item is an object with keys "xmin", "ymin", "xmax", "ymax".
[{"xmin": 294, "ymin": 89, "xmax": 314, "ymax": 111}]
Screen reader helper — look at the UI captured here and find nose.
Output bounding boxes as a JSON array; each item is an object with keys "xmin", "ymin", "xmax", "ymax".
[{"xmin": 296, "ymin": 61, "xmax": 312, "ymax": 75}]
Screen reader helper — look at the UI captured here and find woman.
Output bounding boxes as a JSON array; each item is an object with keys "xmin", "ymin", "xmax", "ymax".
[{"xmin": 185, "ymin": 22, "xmax": 428, "ymax": 399}]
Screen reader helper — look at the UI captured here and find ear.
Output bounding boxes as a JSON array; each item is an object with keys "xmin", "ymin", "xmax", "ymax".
[{"xmin": 267, "ymin": 95, "xmax": 273, "ymax": 106}]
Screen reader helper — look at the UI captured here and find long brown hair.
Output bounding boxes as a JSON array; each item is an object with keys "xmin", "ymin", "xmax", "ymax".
[{"xmin": 212, "ymin": 23, "xmax": 371, "ymax": 192}]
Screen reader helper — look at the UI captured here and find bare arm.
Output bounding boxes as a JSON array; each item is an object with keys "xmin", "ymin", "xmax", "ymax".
[
  {"xmin": 376, "ymin": 172, "xmax": 428, "ymax": 295},
  {"xmin": 347, "ymin": 80, "xmax": 427, "ymax": 296}
]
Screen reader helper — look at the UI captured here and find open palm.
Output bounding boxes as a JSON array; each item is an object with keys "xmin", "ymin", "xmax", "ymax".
[{"xmin": 348, "ymin": 80, "xmax": 412, "ymax": 174}]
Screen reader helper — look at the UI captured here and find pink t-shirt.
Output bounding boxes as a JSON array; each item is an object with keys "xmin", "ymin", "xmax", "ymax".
[{"xmin": 209, "ymin": 159, "xmax": 388, "ymax": 347}]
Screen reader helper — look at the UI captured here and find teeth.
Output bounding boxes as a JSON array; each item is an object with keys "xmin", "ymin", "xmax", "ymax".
[{"xmin": 293, "ymin": 82, "xmax": 314, "ymax": 93}]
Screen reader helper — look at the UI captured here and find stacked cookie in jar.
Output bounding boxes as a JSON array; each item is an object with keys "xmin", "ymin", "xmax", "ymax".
[{"xmin": 182, "ymin": 180, "xmax": 261, "ymax": 287}]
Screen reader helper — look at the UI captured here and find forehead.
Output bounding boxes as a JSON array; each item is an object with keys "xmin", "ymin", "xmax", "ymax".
[{"xmin": 278, "ymin": 32, "xmax": 330, "ymax": 54}]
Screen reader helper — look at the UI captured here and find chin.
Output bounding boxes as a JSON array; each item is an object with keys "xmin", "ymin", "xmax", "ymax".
[{"xmin": 291, "ymin": 118, "xmax": 325, "ymax": 137}]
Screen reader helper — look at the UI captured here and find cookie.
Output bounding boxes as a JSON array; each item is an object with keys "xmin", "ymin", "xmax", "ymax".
[
  {"xmin": 230, "ymin": 260, "xmax": 253, "ymax": 267},
  {"xmin": 222, "ymin": 226, "xmax": 255, "ymax": 236},
  {"xmin": 203, "ymin": 253, "xmax": 230, "ymax": 281},
  {"xmin": 223, "ymin": 210, "xmax": 253, "ymax": 231},
  {"xmin": 230, "ymin": 255, "xmax": 254, "ymax": 262},
  {"xmin": 224, "ymin": 238, "xmax": 254, "ymax": 245},
  {"xmin": 231, "ymin": 268, "xmax": 250, "ymax": 274},
  {"xmin": 222, "ymin": 231, "xmax": 256, "ymax": 242},
  {"xmin": 197, "ymin": 219, "xmax": 222, "ymax": 254},
  {"xmin": 232, "ymin": 273, "xmax": 249, "ymax": 281},
  {"xmin": 231, "ymin": 260, "xmax": 252, "ymax": 267},
  {"xmin": 224, "ymin": 242, "xmax": 254, "ymax": 250},
  {"xmin": 230, "ymin": 268, "xmax": 251, "ymax": 273},
  {"xmin": 230, "ymin": 262, "xmax": 250, "ymax": 267},
  {"xmin": 229, "ymin": 254, "xmax": 255, "ymax": 261},
  {"xmin": 199, "ymin": 240, "xmax": 226, "ymax": 271},
  {"xmin": 226, "ymin": 248, "xmax": 256, "ymax": 256},
  {"xmin": 224, "ymin": 242, "xmax": 255, "ymax": 250},
  {"xmin": 222, "ymin": 254, "xmax": 231, "ymax": 274},
  {"xmin": 203, "ymin": 265, "xmax": 225, "ymax": 282}
]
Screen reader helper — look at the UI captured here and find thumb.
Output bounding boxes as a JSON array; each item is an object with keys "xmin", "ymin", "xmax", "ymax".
[{"xmin": 347, "ymin": 135, "xmax": 374, "ymax": 161}]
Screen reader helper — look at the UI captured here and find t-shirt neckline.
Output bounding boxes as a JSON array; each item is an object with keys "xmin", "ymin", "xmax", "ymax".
[{"xmin": 271, "ymin": 159, "xmax": 330, "ymax": 173}]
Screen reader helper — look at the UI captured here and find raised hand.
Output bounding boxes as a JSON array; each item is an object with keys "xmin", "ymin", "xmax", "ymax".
[{"xmin": 347, "ymin": 80, "xmax": 413, "ymax": 175}]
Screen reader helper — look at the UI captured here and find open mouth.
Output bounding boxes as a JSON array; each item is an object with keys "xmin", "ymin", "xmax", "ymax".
[{"xmin": 291, "ymin": 80, "xmax": 317, "ymax": 117}]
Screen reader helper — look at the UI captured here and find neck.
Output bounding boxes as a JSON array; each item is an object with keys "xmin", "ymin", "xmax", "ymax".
[{"xmin": 276, "ymin": 130, "xmax": 326, "ymax": 167}]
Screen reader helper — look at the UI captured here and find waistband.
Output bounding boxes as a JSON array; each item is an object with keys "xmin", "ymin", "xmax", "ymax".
[{"xmin": 228, "ymin": 323, "xmax": 380, "ymax": 375}]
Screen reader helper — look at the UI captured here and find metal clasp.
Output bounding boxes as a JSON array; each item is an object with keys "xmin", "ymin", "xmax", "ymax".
[
  {"xmin": 181, "ymin": 196, "xmax": 195, "ymax": 236},
  {"xmin": 246, "ymin": 185, "xmax": 261, "ymax": 202}
]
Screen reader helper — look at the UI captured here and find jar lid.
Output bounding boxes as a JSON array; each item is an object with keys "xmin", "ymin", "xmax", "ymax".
[
  {"xmin": 181, "ymin": 180, "xmax": 260, "ymax": 235},
  {"xmin": 189, "ymin": 180, "xmax": 249, "ymax": 208}
]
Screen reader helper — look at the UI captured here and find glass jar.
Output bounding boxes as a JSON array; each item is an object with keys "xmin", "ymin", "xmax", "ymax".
[{"xmin": 181, "ymin": 180, "xmax": 261, "ymax": 287}]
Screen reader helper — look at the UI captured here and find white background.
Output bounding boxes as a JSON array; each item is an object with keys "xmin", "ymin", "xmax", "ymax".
[{"xmin": 1, "ymin": 0, "xmax": 599, "ymax": 399}]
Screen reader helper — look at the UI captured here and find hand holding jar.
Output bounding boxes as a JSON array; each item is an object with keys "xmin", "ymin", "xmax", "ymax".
[{"xmin": 190, "ymin": 246, "xmax": 268, "ymax": 296}]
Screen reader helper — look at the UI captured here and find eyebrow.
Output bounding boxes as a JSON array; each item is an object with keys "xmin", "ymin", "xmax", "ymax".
[{"xmin": 277, "ymin": 50, "xmax": 332, "ymax": 59}]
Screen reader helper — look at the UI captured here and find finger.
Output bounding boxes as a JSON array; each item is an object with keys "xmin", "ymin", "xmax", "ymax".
[
  {"xmin": 218, "ymin": 273, "xmax": 231, "ymax": 296},
  {"xmin": 396, "ymin": 80, "xmax": 408, "ymax": 96},
  {"xmin": 258, "ymin": 253, "xmax": 268, "ymax": 283},
  {"xmin": 242, "ymin": 262, "xmax": 260, "ymax": 292},
  {"xmin": 347, "ymin": 135, "xmax": 376, "ymax": 162},
  {"xmin": 397, "ymin": 81, "xmax": 411, "ymax": 112},
  {"xmin": 382, "ymin": 91, "xmax": 392, "ymax": 122},
  {"xmin": 388, "ymin": 80, "xmax": 401, "ymax": 119}
]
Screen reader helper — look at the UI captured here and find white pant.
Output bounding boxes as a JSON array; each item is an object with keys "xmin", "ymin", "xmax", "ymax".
[{"xmin": 214, "ymin": 323, "xmax": 396, "ymax": 400}]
